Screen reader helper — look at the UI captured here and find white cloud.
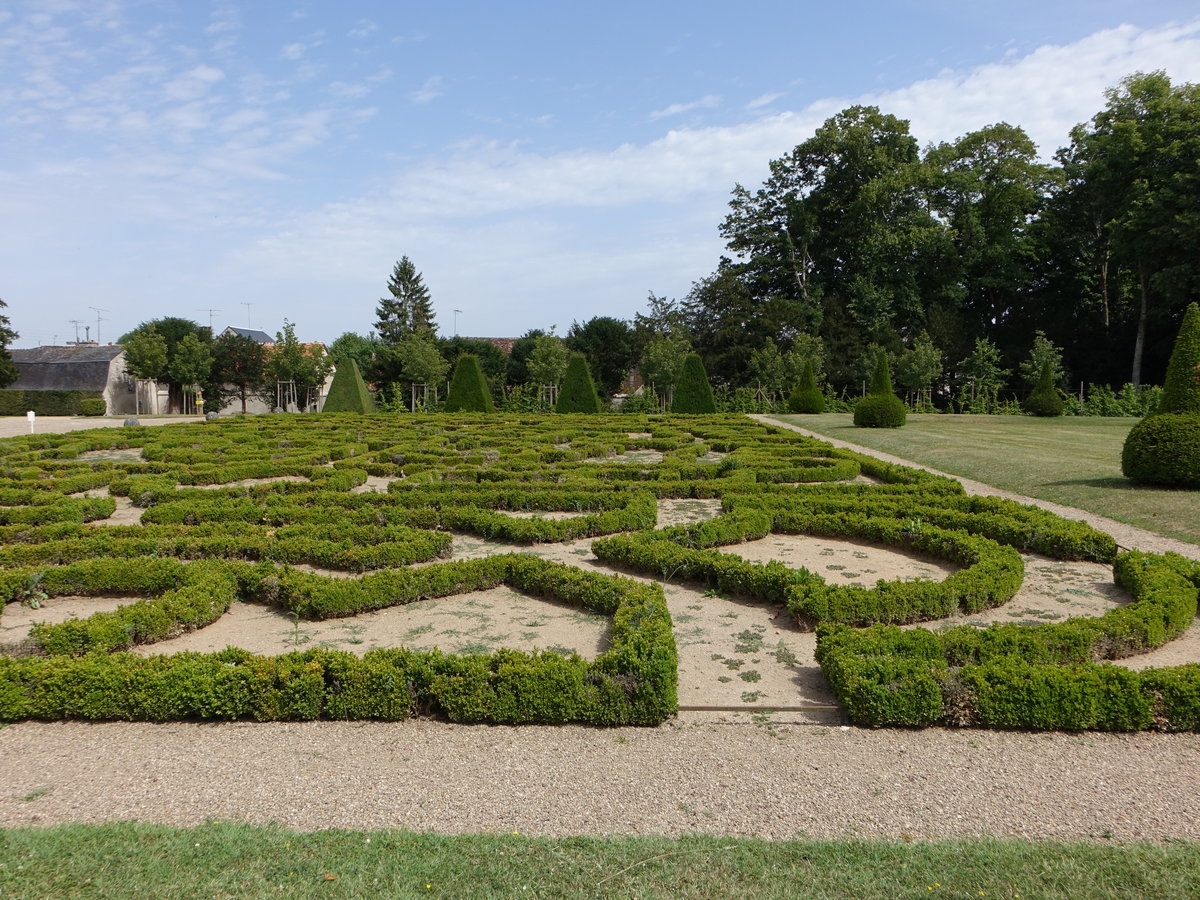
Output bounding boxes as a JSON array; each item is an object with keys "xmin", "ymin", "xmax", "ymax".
[
  {"xmin": 410, "ymin": 75, "xmax": 443, "ymax": 104},
  {"xmin": 280, "ymin": 43, "xmax": 305, "ymax": 60},
  {"xmin": 163, "ymin": 64, "xmax": 225, "ymax": 101},
  {"xmin": 649, "ymin": 93, "xmax": 720, "ymax": 120},
  {"xmin": 348, "ymin": 20, "xmax": 378, "ymax": 39},
  {"xmin": 746, "ymin": 92, "xmax": 783, "ymax": 110}
]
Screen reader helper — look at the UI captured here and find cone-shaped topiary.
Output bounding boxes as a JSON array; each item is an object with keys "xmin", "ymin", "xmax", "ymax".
[
  {"xmin": 1122, "ymin": 302, "xmax": 1200, "ymax": 487},
  {"xmin": 788, "ymin": 358, "xmax": 826, "ymax": 414},
  {"xmin": 1159, "ymin": 302, "xmax": 1200, "ymax": 414},
  {"xmin": 444, "ymin": 354, "xmax": 494, "ymax": 412},
  {"xmin": 1024, "ymin": 358, "xmax": 1065, "ymax": 417},
  {"xmin": 322, "ymin": 358, "xmax": 376, "ymax": 413},
  {"xmin": 555, "ymin": 353, "xmax": 602, "ymax": 413},
  {"xmin": 671, "ymin": 354, "xmax": 716, "ymax": 414},
  {"xmin": 853, "ymin": 350, "xmax": 906, "ymax": 427}
]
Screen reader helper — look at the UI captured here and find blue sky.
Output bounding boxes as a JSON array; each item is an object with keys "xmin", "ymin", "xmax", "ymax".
[{"xmin": 3, "ymin": 1, "xmax": 1199, "ymax": 348}]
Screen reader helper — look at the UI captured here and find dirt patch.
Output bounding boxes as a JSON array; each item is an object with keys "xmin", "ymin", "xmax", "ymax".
[
  {"xmin": 657, "ymin": 498, "xmax": 723, "ymax": 527},
  {"xmin": 76, "ymin": 448, "xmax": 143, "ymax": 462},
  {"xmin": 134, "ymin": 588, "xmax": 610, "ymax": 660},
  {"xmin": 718, "ymin": 534, "xmax": 956, "ymax": 586},
  {"xmin": 500, "ymin": 510, "xmax": 586, "ymax": 521},
  {"xmin": 2, "ymin": 595, "xmax": 136, "ymax": 645},
  {"xmin": 192, "ymin": 476, "xmax": 310, "ymax": 490},
  {"xmin": 350, "ymin": 475, "xmax": 400, "ymax": 494}
]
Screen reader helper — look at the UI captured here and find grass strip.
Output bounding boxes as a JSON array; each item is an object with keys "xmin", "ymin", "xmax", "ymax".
[
  {"xmin": 771, "ymin": 413, "xmax": 1200, "ymax": 546},
  {"xmin": 0, "ymin": 823, "xmax": 1197, "ymax": 899}
]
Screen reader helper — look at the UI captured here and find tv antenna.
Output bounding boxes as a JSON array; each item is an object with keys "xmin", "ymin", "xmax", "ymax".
[
  {"xmin": 88, "ymin": 307, "xmax": 108, "ymax": 343},
  {"xmin": 197, "ymin": 308, "xmax": 222, "ymax": 330},
  {"xmin": 69, "ymin": 320, "xmax": 82, "ymax": 343},
  {"xmin": 453, "ymin": 308, "xmax": 463, "ymax": 336},
  {"xmin": 241, "ymin": 302, "xmax": 253, "ymax": 328}
]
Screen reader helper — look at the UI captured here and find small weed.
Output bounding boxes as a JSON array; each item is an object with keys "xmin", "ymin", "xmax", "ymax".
[
  {"xmin": 738, "ymin": 670, "xmax": 762, "ymax": 683},
  {"xmin": 718, "ymin": 612, "xmax": 739, "ymax": 619},
  {"xmin": 717, "ymin": 676, "xmax": 733, "ymax": 684},
  {"xmin": 722, "ymin": 658, "xmax": 744, "ymax": 670},
  {"xmin": 740, "ymin": 691, "xmax": 762, "ymax": 703},
  {"xmin": 769, "ymin": 644, "xmax": 799, "ymax": 666},
  {"xmin": 703, "ymin": 589, "xmax": 727, "ymax": 599},
  {"xmin": 402, "ymin": 624, "xmax": 435, "ymax": 641},
  {"xmin": 733, "ymin": 627, "xmax": 765, "ymax": 654},
  {"xmin": 20, "ymin": 786, "xmax": 52, "ymax": 802},
  {"xmin": 826, "ymin": 564, "xmax": 846, "ymax": 571}
]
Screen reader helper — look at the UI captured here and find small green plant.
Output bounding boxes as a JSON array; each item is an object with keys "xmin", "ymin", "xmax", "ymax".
[{"xmin": 18, "ymin": 572, "xmax": 48, "ymax": 609}]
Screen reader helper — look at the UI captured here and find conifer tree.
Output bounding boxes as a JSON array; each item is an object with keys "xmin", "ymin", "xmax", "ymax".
[
  {"xmin": 1159, "ymin": 302, "xmax": 1200, "ymax": 414},
  {"xmin": 555, "ymin": 354, "xmax": 603, "ymax": 413},
  {"xmin": 375, "ymin": 257, "xmax": 436, "ymax": 344},
  {"xmin": 671, "ymin": 354, "xmax": 717, "ymax": 413}
]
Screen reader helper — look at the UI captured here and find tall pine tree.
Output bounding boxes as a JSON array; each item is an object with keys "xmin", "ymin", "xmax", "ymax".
[{"xmin": 375, "ymin": 257, "xmax": 437, "ymax": 343}]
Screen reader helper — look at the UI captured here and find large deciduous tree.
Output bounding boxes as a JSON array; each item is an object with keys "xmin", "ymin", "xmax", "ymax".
[
  {"xmin": 119, "ymin": 318, "xmax": 213, "ymax": 412},
  {"xmin": 1058, "ymin": 72, "xmax": 1200, "ymax": 387},
  {"xmin": 211, "ymin": 332, "xmax": 267, "ymax": 414}
]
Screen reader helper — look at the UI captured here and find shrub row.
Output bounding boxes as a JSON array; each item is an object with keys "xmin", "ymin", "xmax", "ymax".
[
  {"xmin": 0, "ymin": 390, "xmax": 104, "ymax": 416},
  {"xmin": 0, "ymin": 555, "xmax": 677, "ymax": 726},
  {"xmin": 815, "ymin": 551, "xmax": 1200, "ymax": 730}
]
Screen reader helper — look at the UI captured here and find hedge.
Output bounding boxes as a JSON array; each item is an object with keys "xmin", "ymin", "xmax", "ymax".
[
  {"xmin": 815, "ymin": 551, "xmax": 1200, "ymax": 730},
  {"xmin": 0, "ymin": 390, "xmax": 104, "ymax": 416}
]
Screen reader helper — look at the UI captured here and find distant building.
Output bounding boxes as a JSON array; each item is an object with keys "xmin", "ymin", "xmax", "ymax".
[
  {"xmin": 7, "ymin": 345, "xmax": 142, "ymax": 415},
  {"xmin": 220, "ymin": 326, "xmax": 274, "ymax": 344}
]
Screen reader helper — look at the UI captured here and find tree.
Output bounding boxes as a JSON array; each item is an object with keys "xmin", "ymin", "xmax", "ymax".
[
  {"xmin": 169, "ymin": 333, "xmax": 214, "ymax": 413},
  {"xmin": 211, "ymin": 332, "xmax": 267, "ymax": 414},
  {"xmin": 1062, "ymin": 72, "xmax": 1200, "ymax": 386},
  {"xmin": 671, "ymin": 354, "xmax": 716, "ymax": 414},
  {"xmin": 119, "ymin": 318, "xmax": 213, "ymax": 412},
  {"xmin": 1018, "ymin": 331, "xmax": 1065, "ymax": 389},
  {"xmin": 506, "ymin": 328, "xmax": 545, "ymax": 387},
  {"xmin": 322, "ymin": 358, "xmax": 376, "ymax": 413},
  {"xmin": 748, "ymin": 338, "xmax": 787, "ymax": 401},
  {"xmin": 526, "ymin": 333, "xmax": 569, "ymax": 405},
  {"xmin": 640, "ymin": 333, "xmax": 691, "ymax": 410},
  {"xmin": 894, "ymin": 332, "xmax": 943, "ymax": 407},
  {"xmin": 565, "ymin": 316, "xmax": 635, "ymax": 397},
  {"xmin": 1158, "ymin": 302, "xmax": 1200, "ymax": 415},
  {"xmin": 445, "ymin": 355, "xmax": 494, "ymax": 413},
  {"xmin": 396, "ymin": 331, "xmax": 450, "ymax": 410},
  {"xmin": 375, "ymin": 256, "xmax": 436, "ymax": 343},
  {"xmin": 956, "ymin": 337, "xmax": 1010, "ymax": 413},
  {"xmin": 122, "ymin": 330, "xmax": 168, "ymax": 382},
  {"xmin": 555, "ymin": 354, "xmax": 602, "ymax": 413},
  {"xmin": 328, "ymin": 332, "xmax": 380, "ymax": 379},
  {"xmin": 266, "ymin": 320, "xmax": 332, "ymax": 411},
  {"xmin": 438, "ymin": 337, "xmax": 508, "ymax": 388},
  {"xmin": 0, "ymin": 299, "xmax": 17, "ymax": 388}
]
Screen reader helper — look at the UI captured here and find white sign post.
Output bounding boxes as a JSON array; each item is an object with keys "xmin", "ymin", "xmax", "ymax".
[{"xmin": 26, "ymin": 410, "xmax": 35, "ymax": 434}]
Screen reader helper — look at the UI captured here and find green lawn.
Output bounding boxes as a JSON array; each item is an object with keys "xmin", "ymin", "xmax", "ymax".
[
  {"xmin": 1, "ymin": 823, "xmax": 1197, "ymax": 899},
  {"xmin": 771, "ymin": 414, "xmax": 1199, "ymax": 547}
]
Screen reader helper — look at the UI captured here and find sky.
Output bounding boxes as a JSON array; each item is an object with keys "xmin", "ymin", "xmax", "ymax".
[{"xmin": 3, "ymin": 1, "xmax": 1200, "ymax": 348}]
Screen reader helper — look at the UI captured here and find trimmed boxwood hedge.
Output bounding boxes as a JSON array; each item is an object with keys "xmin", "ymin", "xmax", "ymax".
[{"xmin": 0, "ymin": 411, "xmax": 1195, "ymax": 733}]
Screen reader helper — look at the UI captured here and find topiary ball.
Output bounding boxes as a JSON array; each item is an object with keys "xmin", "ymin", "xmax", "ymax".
[
  {"xmin": 788, "ymin": 386, "xmax": 825, "ymax": 414},
  {"xmin": 1024, "ymin": 388, "xmax": 1064, "ymax": 417},
  {"xmin": 853, "ymin": 394, "xmax": 907, "ymax": 428},
  {"xmin": 1120, "ymin": 413, "xmax": 1200, "ymax": 488}
]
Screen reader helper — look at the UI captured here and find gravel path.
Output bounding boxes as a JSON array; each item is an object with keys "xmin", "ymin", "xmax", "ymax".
[{"xmin": 1, "ymin": 415, "xmax": 1199, "ymax": 841}]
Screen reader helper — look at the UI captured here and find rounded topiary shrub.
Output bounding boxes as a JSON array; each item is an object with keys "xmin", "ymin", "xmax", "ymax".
[
  {"xmin": 1122, "ymin": 302, "xmax": 1200, "ymax": 487},
  {"xmin": 671, "ymin": 354, "xmax": 716, "ymax": 414},
  {"xmin": 78, "ymin": 398, "xmax": 106, "ymax": 416},
  {"xmin": 555, "ymin": 354, "xmax": 602, "ymax": 413},
  {"xmin": 444, "ymin": 354, "xmax": 495, "ymax": 413},
  {"xmin": 853, "ymin": 393, "xmax": 907, "ymax": 428},
  {"xmin": 1121, "ymin": 413, "xmax": 1200, "ymax": 488},
  {"xmin": 853, "ymin": 350, "xmax": 906, "ymax": 428},
  {"xmin": 788, "ymin": 359, "xmax": 825, "ymax": 414},
  {"xmin": 1024, "ymin": 359, "xmax": 1064, "ymax": 417}
]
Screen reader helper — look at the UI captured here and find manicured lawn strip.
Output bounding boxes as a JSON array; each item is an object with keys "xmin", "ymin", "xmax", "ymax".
[
  {"xmin": 0, "ymin": 823, "xmax": 1196, "ymax": 899},
  {"xmin": 772, "ymin": 414, "xmax": 1200, "ymax": 546}
]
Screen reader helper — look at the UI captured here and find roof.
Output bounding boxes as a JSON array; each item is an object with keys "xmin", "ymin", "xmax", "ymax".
[
  {"xmin": 8, "ymin": 345, "xmax": 124, "ymax": 391},
  {"xmin": 221, "ymin": 326, "xmax": 274, "ymax": 344},
  {"xmin": 462, "ymin": 337, "xmax": 520, "ymax": 355}
]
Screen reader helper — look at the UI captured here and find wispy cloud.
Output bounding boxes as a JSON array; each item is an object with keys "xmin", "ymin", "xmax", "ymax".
[
  {"xmin": 649, "ymin": 93, "xmax": 720, "ymax": 120},
  {"xmin": 746, "ymin": 92, "xmax": 783, "ymax": 110},
  {"xmin": 348, "ymin": 20, "xmax": 377, "ymax": 39},
  {"xmin": 410, "ymin": 75, "xmax": 443, "ymax": 104}
]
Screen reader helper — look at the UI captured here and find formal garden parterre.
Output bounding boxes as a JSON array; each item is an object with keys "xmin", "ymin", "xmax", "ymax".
[{"xmin": 0, "ymin": 413, "xmax": 1197, "ymax": 732}]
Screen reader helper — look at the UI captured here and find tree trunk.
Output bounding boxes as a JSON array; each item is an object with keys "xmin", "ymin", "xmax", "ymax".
[{"xmin": 1131, "ymin": 262, "xmax": 1149, "ymax": 388}]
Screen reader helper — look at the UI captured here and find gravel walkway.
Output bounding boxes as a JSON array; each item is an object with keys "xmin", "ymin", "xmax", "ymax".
[{"xmin": 1, "ymin": 415, "xmax": 1198, "ymax": 841}]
